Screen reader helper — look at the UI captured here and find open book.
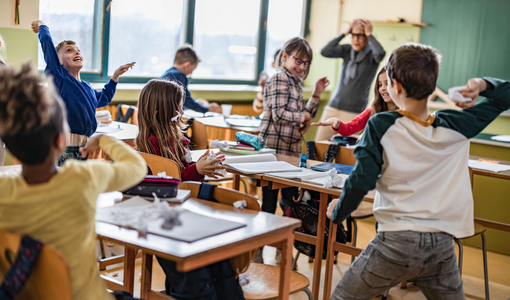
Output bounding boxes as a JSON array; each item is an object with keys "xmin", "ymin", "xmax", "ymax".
[
  {"xmin": 267, "ymin": 169, "xmax": 349, "ymax": 188},
  {"xmin": 223, "ymin": 153, "xmax": 302, "ymax": 175}
]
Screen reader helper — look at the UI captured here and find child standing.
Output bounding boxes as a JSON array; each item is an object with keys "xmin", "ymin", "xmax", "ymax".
[
  {"xmin": 135, "ymin": 79, "xmax": 226, "ymax": 181},
  {"xmin": 160, "ymin": 45, "xmax": 221, "ymax": 114},
  {"xmin": 31, "ymin": 20, "xmax": 135, "ymax": 165},
  {"xmin": 0, "ymin": 63, "xmax": 147, "ymax": 300},
  {"xmin": 0, "ymin": 34, "xmax": 6, "ymax": 166},
  {"xmin": 327, "ymin": 43, "xmax": 510, "ymax": 299},
  {"xmin": 312, "ymin": 67, "xmax": 398, "ymax": 136}
]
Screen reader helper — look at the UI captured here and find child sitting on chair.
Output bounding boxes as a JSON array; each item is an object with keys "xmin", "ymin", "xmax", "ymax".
[{"xmin": 0, "ymin": 62, "xmax": 147, "ymax": 300}]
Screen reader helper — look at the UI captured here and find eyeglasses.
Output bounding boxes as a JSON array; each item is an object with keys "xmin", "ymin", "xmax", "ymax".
[
  {"xmin": 350, "ymin": 33, "xmax": 367, "ymax": 40},
  {"xmin": 288, "ymin": 54, "xmax": 311, "ymax": 68}
]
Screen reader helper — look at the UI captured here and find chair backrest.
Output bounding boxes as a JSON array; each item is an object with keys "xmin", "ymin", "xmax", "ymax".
[
  {"xmin": 190, "ymin": 120, "xmax": 209, "ymax": 150},
  {"xmin": 120, "ymin": 104, "xmax": 138, "ymax": 125},
  {"xmin": 138, "ymin": 152, "xmax": 181, "ymax": 179},
  {"xmin": 313, "ymin": 142, "xmax": 357, "ymax": 165},
  {"xmin": 0, "ymin": 230, "xmax": 72, "ymax": 300},
  {"xmin": 180, "ymin": 182, "xmax": 260, "ymax": 211}
]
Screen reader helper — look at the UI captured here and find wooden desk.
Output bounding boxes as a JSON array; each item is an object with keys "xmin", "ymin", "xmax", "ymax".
[
  {"xmin": 92, "ymin": 121, "xmax": 139, "ymax": 147},
  {"xmin": 194, "ymin": 116, "xmax": 260, "ymax": 142},
  {"xmin": 96, "ymin": 197, "xmax": 301, "ymax": 300},
  {"xmin": 470, "ymin": 155, "xmax": 510, "ymax": 181}
]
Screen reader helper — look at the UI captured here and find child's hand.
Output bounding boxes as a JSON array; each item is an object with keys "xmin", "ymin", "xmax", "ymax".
[
  {"xmin": 196, "ymin": 150, "xmax": 227, "ymax": 178},
  {"xmin": 304, "ymin": 111, "xmax": 312, "ymax": 122},
  {"xmin": 300, "ymin": 119, "xmax": 312, "ymax": 133},
  {"xmin": 31, "ymin": 20, "xmax": 45, "ymax": 33},
  {"xmin": 456, "ymin": 78, "xmax": 488, "ymax": 109},
  {"xmin": 311, "ymin": 117, "xmax": 341, "ymax": 131},
  {"xmin": 112, "ymin": 62, "xmax": 136, "ymax": 82},
  {"xmin": 79, "ymin": 135, "xmax": 104, "ymax": 158},
  {"xmin": 312, "ymin": 77, "xmax": 330, "ymax": 98},
  {"xmin": 208, "ymin": 103, "xmax": 221, "ymax": 113},
  {"xmin": 326, "ymin": 198, "xmax": 339, "ymax": 219},
  {"xmin": 197, "ymin": 99, "xmax": 210, "ymax": 106}
]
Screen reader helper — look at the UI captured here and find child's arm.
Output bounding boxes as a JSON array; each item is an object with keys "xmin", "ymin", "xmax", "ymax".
[
  {"xmin": 360, "ymin": 20, "xmax": 386, "ymax": 63},
  {"xmin": 320, "ymin": 20, "xmax": 358, "ymax": 58},
  {"xmin": 327, "ymin": 115, "xmax": 390, "ymax": 223},
  {"xmin": 305, "ymin": 77, "xmax": 330, "ymax": 119},
  {"xmin": 31, "ymin": 21, "xmax": 64, "ymax": 85},
  {"xmin": 94, "ymin": 63, "xmax": 135, "ymax": 108},
  {"xmin": 312, "ymin": 107, "xmax": 371, "ymax": 136},
  {"xmin": 435, "ymin": 77, "xmax": 510, "ymax": 138},
  {"xmin": 80, "ymin": 135, "xmax": 147, "ymax": 193}
]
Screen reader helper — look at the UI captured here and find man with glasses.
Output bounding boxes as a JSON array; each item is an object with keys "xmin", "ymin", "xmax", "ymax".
[{"xmin": 315, "ymin": 19, "xmax": 386, "ymax": 141}]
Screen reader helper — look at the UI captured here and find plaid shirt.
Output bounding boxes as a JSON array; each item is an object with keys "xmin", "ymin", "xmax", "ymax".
[{"xmin": 259, "ymin": 67, "xmax": 320, "ymax": 157}]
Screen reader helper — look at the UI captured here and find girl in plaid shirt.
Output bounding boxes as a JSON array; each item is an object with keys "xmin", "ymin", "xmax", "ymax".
[{"xmin": 259, "ymin": 37, "xmax": 329, "ymax": 157}]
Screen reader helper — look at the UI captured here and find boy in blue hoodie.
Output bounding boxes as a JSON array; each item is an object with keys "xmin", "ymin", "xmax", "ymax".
[{"xmin": 32, "ymin": 20, "xmax": 134, "ymax": 165}]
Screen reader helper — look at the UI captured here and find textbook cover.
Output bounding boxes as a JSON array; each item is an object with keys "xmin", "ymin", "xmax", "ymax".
[{"xmin": 310, "ymin": 162, "xmax": 354, "ymax": 174}]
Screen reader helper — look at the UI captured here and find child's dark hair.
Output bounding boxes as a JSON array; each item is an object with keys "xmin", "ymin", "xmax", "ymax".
[
  {"xmin": 386, "ymin": 43, "xmax": 441, "ymax": 100},
  {"xmin": 56, "ymin": 40, "xmax": 76, "ymax": 53},
  {"xmin": 174, "ymin": 44, "xmax": 199, "ymax": 65},
  {"xmin": 0, "ymin": 62, "xmax": 66, "ymax": 165},
  {"xmin": 277, "ymin": 37, "xmax": 313, "ymax": 80}
]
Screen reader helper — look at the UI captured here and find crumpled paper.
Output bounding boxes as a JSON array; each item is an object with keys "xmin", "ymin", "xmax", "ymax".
[
  {"xmin": 238, "ymin": 273, "xmax": 251, "ymax": 286},
  {"xmin": 323, "ymin": 168, "xmax": 346, "ymax": 188},
  {"xmin": 448, "ymin": 86, "xmax": 472, "ymax": 103},
  {"xmin": 170, "ymin": 110, "xmax": 182, "ymax": 122},
  {"xmin": 184, "ymin": 149, "xmax": 192, "ymax": 163},
  {"xmin": 206, "ymin": 151, "xmax": 227, "ymax": 176},
  {"xmin": 209, "ymin": 139, "xmax": 229, "ymax": 151},
  {"xmin": 233, "ymin": 200, "xmax": 247, "ymax": 209}
]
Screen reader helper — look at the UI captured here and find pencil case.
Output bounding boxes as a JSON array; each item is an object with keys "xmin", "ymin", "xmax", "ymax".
[
  {"xmin": 236, "ymin": 132, "xmax": 264, "ymax": 150},
  {"xmin": 123, "ymin": 175, "xmax": 181, "ymax": 198}
]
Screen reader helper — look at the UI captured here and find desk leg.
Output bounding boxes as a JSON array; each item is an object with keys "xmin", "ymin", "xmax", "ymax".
[
  {"xmin": 224, "ymin": 128, "xmax": 231, "ymax": 141},
  {"xmin": 141, "ymin": 253, "xmax": 153, "ymax": 299},
  {"xmin": 123, "ymin": 248, "xmax": 136, "ymax": 294},
  {"xmin": 312, "ymin": 193, "xmax": 328, "ymax": 300},
  {"xmin": 278, "ymin": 232, "xmax": 294, "ymax": 300},
  {"xmin": 233, "ymin": 174, "xmax": 241, "ymax": 191},
  {"xmin": 324, "ymin": 221, "xmax": 338, "ymax": 300}
]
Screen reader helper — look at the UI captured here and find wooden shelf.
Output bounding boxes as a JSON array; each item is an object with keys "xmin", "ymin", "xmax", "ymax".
[{"xmin": 342, "ymin": 20, "xmax": 429, "ymax": 27}]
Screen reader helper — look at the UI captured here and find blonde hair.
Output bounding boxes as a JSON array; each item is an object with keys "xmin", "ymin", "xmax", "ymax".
[
  {"xmin": 135, "ymin": 79, "xmax": 188, "ymax": 170},
  {"xmin": 0, "ymin": 34, "xmax": 6, "ymax": 63},
  {"xmin": 277, "ymin": 37, "xmax": 313, "ymax": 80}
]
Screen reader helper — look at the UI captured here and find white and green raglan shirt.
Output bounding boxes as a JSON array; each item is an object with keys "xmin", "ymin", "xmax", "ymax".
[{"xmin": 331, "ymin": 77, "xmax": 510, "ymax": 238}]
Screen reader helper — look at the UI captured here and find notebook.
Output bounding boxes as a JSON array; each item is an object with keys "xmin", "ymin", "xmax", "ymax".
[
  {"xmin": 123, "ymin": 189, "xmax": 191, "ymax": 203},
  {"xmin": 267, "ymin": 169, "xmax": 349, "ymax": 188},
  {"xmin": 310, "ymin": 162, "xmax": 355, "ymax": 174},
  {"xmin": 468, "ymin": 160, "xmax": 510, "ymax": 173}
]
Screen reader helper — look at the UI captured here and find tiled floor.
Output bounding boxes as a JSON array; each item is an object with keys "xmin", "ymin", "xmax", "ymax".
[{"xmin": 99, "ymin": 219, "xmax": 510, "ymax": 299}]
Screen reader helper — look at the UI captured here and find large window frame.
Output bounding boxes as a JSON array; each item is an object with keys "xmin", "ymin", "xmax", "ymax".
[{"xmin": 78, "ymin": 0, "xmax": 311, "ymax": 84}]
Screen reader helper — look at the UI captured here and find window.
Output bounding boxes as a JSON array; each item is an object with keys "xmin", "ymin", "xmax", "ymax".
[
  {"xmin": 38, "ymin": 0, "xmax": 101, "ymax": 72},
  {"xmin": 38, "ymin": 0, "xmax": 309, "ymax": 84}
]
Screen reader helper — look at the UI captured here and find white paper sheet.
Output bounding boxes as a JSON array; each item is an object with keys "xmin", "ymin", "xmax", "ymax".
[
  {"xmin": 468, "ymin": 159, "xmax": 510, "ymax": 173},
  {"xmin": 225, "ymin": 161, "xmax": 301, "ymax": 175},
  {"xmin": 491, "ymin": 135, "xmax": 510, "ymax": 142}
]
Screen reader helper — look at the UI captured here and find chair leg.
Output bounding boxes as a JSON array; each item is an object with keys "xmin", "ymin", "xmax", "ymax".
[
  {"xmin": 99, "ymin": 238, "xmax": 106, "ymax": 259},
  {"xmin": 303, "ymin": 287, "xmax": 314, "ymax": 300},
  {"xmin": 381, "ymin": 289, "xmax": 389, "ymax": 300},
  {"xmin": 351, "ymin": 219, "xmax": 358, "ymax": 263},
  {"xmin": 292, "ymin": 251, "xmax": 300, "ymax": 271},
  {"xmin": 481, "ymin": 233, "xmax": 490, "ymax": 300},
  {"xmin": 454, "ymin": 238, "xmax": 463, "ymax": 275},
  {"xmin": 240, "ymin": 178, "xmax": 248, "ymax": 194}
]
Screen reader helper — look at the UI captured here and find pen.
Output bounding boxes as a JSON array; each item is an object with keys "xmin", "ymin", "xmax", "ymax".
[{"xmin": 478, "ymin": 158, "xmax": 499, "ymax": 164}]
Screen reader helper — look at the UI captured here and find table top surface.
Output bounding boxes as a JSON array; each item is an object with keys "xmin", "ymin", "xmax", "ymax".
[
  {"xmin": 92, "ymin": 121, "xmax": 139, "ymax": 140},
  {"xmin": 96, "ymin": 196, "xmax": 301, "ymax": 260},
  {"xmin": 194, "ymin": 116, "xmax": 260, "ymax": 133}
]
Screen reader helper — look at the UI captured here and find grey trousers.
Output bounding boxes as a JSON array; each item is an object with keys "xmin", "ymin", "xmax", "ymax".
[{"xmin": 331, "ymin": 231, "xmax": 464, "ymax": 300}]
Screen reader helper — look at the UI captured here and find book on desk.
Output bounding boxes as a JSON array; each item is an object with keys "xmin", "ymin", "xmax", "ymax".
[{"xmin": 310, "ymin": 162, "xmax": 355, "ymax": 174}]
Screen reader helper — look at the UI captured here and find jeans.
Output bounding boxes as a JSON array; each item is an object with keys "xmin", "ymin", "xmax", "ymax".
[
  {"xmin": 57, "ymin": 145, "xmax": 87, "ymax": 166},
  {"xmin": 331, "ymin": 231, "xmax": 464, "ymax": 300},
  {"xmin": 261, "ymin": 186, "xmax": 299, "ymax": 214}
]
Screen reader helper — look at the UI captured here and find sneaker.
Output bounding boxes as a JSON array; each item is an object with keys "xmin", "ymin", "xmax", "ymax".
[
  {"xmin": 275, "ymin": 249, "xmax": 282, "ymax": 263},
  {"xmin": 252, "ymin": 247, "xmax": 264, "ymax": 264}
]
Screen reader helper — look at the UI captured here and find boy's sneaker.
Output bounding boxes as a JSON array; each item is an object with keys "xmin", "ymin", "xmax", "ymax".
[
  {"xmin": 275, "ymin": 249, "xmax": 282, "ymax": 263},
  {"xmin": 252, "ymin": 247, "xmax": 264, "ymax": 264}
]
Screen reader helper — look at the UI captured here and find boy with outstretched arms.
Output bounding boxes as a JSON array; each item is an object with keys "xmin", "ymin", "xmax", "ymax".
[
  {"xmin": 32, "ymin": 20, "xmax": 134, "ymax": 165},
  {"xmin": 327, "ymin": 43, "xmax": 510, "ymax": 299}
]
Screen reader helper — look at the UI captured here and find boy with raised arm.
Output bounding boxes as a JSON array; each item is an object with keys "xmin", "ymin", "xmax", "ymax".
[
  {"xmin": 32, "ymin": 20, "xmax": 135, "ymax": 165},
  {"xmin": 327, "ymin": 43, "xmax": 510, "ymax": 299}
]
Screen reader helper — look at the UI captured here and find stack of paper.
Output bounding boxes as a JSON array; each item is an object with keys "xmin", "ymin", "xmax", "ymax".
[
  {"xmin": 226, "ymin": 161, "xmax": 301, "ymax": 175},
  {"xmin": 267, "ymin": 169, "xmax": 349, "ymax": 188},
  {"xmin": 468, "ymin": 159, "xmax": 510, "ymax": 173}
]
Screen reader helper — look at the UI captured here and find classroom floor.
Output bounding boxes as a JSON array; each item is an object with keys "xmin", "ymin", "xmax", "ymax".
[{"xmin": 98, "ymin": 218, "xmax": 510, "ymax": 300}]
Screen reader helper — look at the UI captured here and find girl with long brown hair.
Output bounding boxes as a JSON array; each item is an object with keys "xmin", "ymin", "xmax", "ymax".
[
  {"xmin": 312, "ymin": 67, "xmax": 398, "ymax": 136},
  {"xmin": 135, "ymin": 79, "xmax": 225, "ymax": 181}
]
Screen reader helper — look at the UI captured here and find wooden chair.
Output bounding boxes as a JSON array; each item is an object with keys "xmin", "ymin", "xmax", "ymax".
[
  {"xmin": 138, "ymin": 152, "xmax": 181, "ymax": 178},
  {"xmin": 0, "ymin": 230, "xmax": 72, "ymax": 300},
  {"xmin": 190, "ymin": 120, "xmax": 209, "ymax": 150},
  {"xmin": 119, "ymin": 104, "xmax": 138, "ymax": 125}
]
